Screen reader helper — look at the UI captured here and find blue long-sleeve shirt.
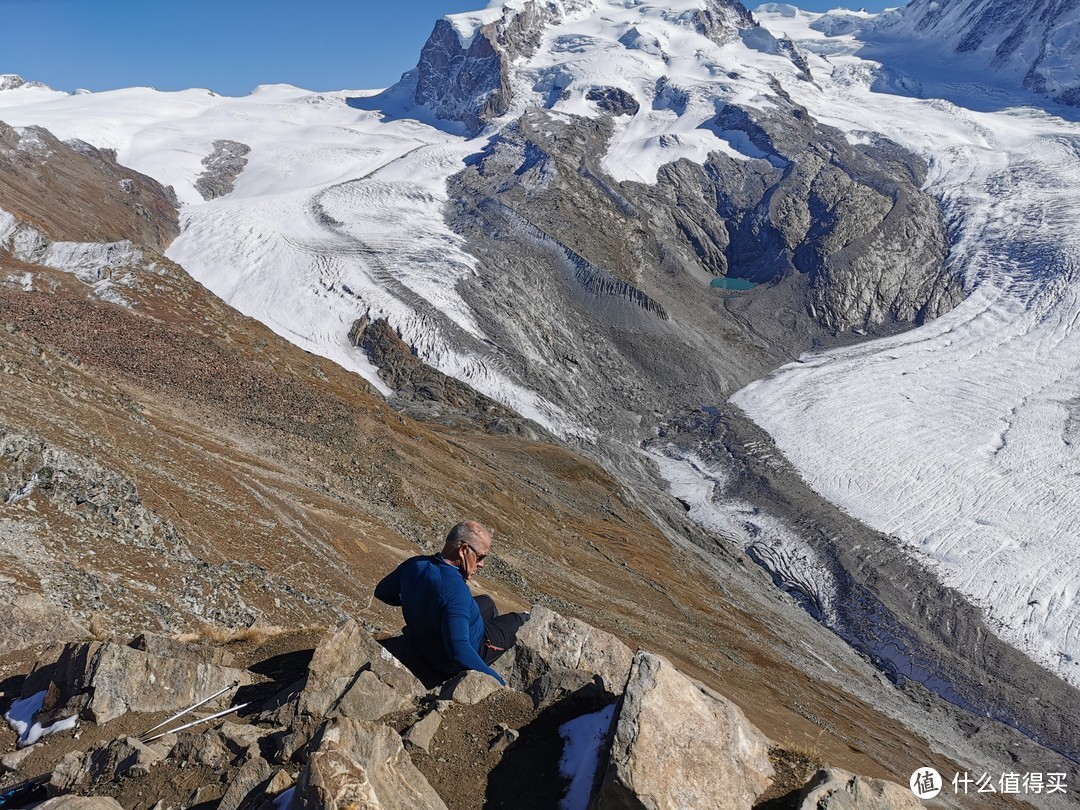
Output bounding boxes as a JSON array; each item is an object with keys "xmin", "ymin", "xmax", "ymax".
[{"xmin": 374, "ymin": 555, "xmax": 504, "ymax": 684}]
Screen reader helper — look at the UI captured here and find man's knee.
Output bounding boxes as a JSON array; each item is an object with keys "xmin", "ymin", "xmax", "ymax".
[{"xmin": 474, "ymin": 594, "xmax": 498, "ymax": 623}]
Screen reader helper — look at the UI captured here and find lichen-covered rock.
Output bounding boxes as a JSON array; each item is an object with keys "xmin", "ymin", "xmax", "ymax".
[
  {"xmin": 593, "ymin": 650, "xmax": 774, "ymax": 810},
  {"xmin": 296, "ymin": 718, "xmax": 447, "ymax": 810},
  {"xmin": 797, "ymin": 768, "xmax": 924, "ymax": 810},
  {"xmin": 496, "ymin": 605, "xmax": 633, "ymax": 697}
]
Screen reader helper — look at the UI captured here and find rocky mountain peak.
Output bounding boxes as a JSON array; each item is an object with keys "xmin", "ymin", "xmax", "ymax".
[
  {"xmin": 413, "ymin": 0, "xmax": 762, "ymax": 134},
  {"xmin": 0, "ymin": 74, "xmax": 51, "ymax": 92}
]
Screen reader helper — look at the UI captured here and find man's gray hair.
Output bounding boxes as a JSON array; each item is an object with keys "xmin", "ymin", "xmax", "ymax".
[{"xmin": 443, "ymin": 520, "xmax": 489, "ymax": 553}]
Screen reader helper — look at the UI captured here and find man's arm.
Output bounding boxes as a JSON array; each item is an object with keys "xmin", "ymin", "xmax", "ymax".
[
  {"xmin": 374, "ymin": 565, "xmax": 403, "ymax": 606},
  {"xmin": 442, "ymin": 595, "xmax": 506, "ymax": 685}
]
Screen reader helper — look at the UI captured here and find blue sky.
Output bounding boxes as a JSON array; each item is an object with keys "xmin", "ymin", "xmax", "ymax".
[{"xmin": 3, "ymin": 0, "xmax": 897, "ymax": 96}]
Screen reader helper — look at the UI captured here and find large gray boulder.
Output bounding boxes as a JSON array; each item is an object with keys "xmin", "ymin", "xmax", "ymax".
[
  {"xmin": 495, "ymin": 606, "xmax": 633, "ymax": 697},
  {"xmin": 797, "ymin": 768, "xmax": 924, "ymax": 810},
  {"xmin": 593, "ymin": 650, "xmax": 774, "ymax": 810},
  {"xmin": 294, "ymin": 718, "xmax": 446, "ymax": 810},
  {"xmin": 87, "ymin": 641, "xmax": 249, "ymax": 724},
  {"xmin": 33, "ymin": 638, "xmax": 250, "ymax": 725},
  {"xmin": 297, "ymin": 619, "xmax": 425, "ymax": 721},
  {"xmin": 218, "ymin": 754, "xmax": 273, "ymax": 810}
]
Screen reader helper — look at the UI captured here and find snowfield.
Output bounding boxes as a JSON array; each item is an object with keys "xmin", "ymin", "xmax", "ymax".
[
  {"xmin": 0, "ymin": 81, "xmax": 584, "ymax": 438},
  {"xmin": 733, "ymin": 5, "xmax": 1080, "ymax": 688}
]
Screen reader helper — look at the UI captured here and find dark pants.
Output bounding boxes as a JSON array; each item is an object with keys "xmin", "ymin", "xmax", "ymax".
[{"xmin": 474, "ymin": 595, "xmax": 528, "ymax": 665}]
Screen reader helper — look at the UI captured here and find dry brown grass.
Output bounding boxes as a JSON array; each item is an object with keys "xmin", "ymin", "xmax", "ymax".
[{"xmin": 182, "ymin": 624, "xmax": 296, "ymax": 646}]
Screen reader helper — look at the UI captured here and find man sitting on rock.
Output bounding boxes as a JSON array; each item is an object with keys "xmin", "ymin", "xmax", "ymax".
[{"xmin": 374, "ymin": 520, "xmax": 528, "ymax": 685}]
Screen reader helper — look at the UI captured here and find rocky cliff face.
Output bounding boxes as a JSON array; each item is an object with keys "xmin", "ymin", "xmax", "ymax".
[
  {"xmin": 443, "ymin": 98, "xmax": 958, "ymax": 444},
  {"xmin": 414, "ymin": 0, "xmax": 762, "ymax": 134}
]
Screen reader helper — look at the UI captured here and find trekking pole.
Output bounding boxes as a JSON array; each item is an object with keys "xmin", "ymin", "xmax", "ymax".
[
  {"xmin": 141, "ymin": 702, "xmax": 250, "ymax": 744},
  {"xmin": 0, "ymin": 775, "xmax": 49, "ymax": 808},
  {"xmin": 139, "ymin": 682, "xmax": 239, "ymax": 740}
]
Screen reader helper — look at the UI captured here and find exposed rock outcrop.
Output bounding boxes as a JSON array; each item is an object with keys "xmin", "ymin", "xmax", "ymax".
[
  {"xmin": 30, "ymin": 637, "xmax": 251, "ymax": 725},
  {"xmin": 195, "ymin": 139, "xmax": 250, "ymax": 201},
  {"xmin": 296, "ymin": 619, "xmax": 425, "ymax": 721},
  {"xmin": 0, "ymin": 75, "xmax": 52, "ymax": 92},
  {"xmin": 349, "ymin": 317, "xmax": 548, "ymax": 438},
  {"xmin": 413, "ymin": 0, "xmax": 765, "ymax": 134},
  {"xmin": 585, "ymin": 87, "xmax": 640, "ymax": 117},
  {"xmin": 0, "ymin": 592, "xmax": 86, "ymax": 655}
]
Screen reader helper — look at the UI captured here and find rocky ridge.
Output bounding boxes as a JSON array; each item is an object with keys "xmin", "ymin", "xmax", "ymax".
[{"xmin": 0, "ymin": 606, "xmax": 925, "ymax": 810}]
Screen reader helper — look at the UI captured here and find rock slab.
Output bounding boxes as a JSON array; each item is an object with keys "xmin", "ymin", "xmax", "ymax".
[
  {"xmin": 298, "ymin": 619, "xmax": 424, "ymax": 721},
  {"xmin": 295, "ymin": 718, "xmax": 447, "ymax": 810},
  {"xmin": 496, "ymin": 605, "xmax": 633, "ymax": 697},
  {"xmin": 797, "ymin": 768, "xmax": 924, "ymax": 810},
  {"xmin": 593, "ymin": 650, "xmax": 774, "ymax": 810}
]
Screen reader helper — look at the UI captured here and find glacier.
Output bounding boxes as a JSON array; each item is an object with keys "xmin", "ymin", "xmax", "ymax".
[{"xmin": 733, "ymin": 4, "xmax": 1080, "ymax": 688}]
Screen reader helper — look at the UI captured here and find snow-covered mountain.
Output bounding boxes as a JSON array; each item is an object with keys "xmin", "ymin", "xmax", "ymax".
[
  {"xmin": 414, "ymin": 0, "xmax": 760, "ymax": 140},
  {"xmin": 3, "ymin": 0, "xmax": 1080, "ymax": 773},
  {"xmin": 889, "ymin": 0, "xmax": 1080, "ymax": 103},
  {"xmin": 792, "ymin": 0, "xmax": 1080, "ymax": 105}
]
